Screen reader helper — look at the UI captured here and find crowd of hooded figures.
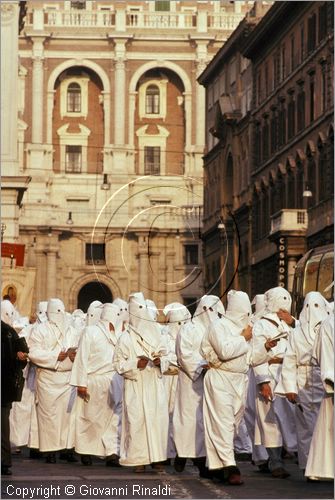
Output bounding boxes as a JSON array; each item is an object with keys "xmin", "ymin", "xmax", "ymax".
[{"xmin": 1, "ymin": 286, "xmax": 334, "ymax": 485}]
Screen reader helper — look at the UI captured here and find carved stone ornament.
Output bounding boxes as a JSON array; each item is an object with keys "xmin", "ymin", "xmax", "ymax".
[{"xmin": 1, "ymin": 3, "xmax": 16, "ymax": 25}]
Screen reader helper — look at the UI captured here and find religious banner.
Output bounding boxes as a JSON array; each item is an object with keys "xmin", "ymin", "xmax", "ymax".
[{"xmin": 1, "ymin": 243, "xmax": 25, "ymax": 267}]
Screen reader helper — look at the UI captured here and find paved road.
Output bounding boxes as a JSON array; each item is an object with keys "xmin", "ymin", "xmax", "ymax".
[{"xmin": 1, "ymin": 451, "xmax": 333, "ymax": 500}]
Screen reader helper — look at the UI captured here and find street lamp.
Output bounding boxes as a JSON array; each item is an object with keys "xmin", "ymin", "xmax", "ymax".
[
  {"xmin": 217, "ymin": 217, "xmax": 225, "ymax": 230},
  {"xmin": 303, "ymin": 185, "xmax": 313, "ymax": 198},
  {"xmin": 66, "ymin": 211, "xmax": 74, "ymax": 225},
  {"xmin": 100, "ymin": 173, "xmax": 111, "ymax": 190}
]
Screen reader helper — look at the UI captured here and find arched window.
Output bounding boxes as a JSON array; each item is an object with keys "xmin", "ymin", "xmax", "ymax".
[
  {"xmin": 145, "ymin": 85, "xmax": 160, "ymax": 114},
  {"xmin": 67, "ymin": 82, "xmax": 81, "ymax": 112},
  {"xmin": 296, "ymin": 161, "xmax": 304, "ymax": 208}
]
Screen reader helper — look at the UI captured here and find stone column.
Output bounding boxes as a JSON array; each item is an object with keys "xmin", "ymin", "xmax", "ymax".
[
  {"xmin": 1, "ymin": 2, "xmax": 19, "ymax": 175},
  {"xmin": 183, "ymin": 91, "xmax": 192, "ymax": 150},
  {"xmin": 114, "ymin": 42, "xmax": 126, "ymax": 146},
  {"xmin": 195, "ymin": 42, "xmax": 208, "ymax": 149},
  {"xmin": 138, "ymin": 235, "xmax": 148, "ymax": 291},
  {"xmin": 46, "ymin": 237, "xmax": 59, "ymax": 299},
  {"xmin": 31, "ymin": 37, "xmax": 45, "ymax": 144},
  {"xmin": 102, "ymin": 91, "xmax": 111, "ymax": 146}
]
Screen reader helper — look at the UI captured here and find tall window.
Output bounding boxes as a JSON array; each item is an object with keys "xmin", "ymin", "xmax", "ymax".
[
  {"xmin": 71, "ymin": 0, "xmax": 86, "ymax": 9},
  {"xmin": 257, "ymin": 72, "xmax": 262, "ymax": 105},
  {"xmin": 65, "ymin": 145, "xmax": 82, "ymax": 173},
  {"xmin": 85, "ymin": 244, "xmax": 105, "ymax": 265},
  {"xmin": 281, "ymin": 45, "xmax": 286, "ymax": 81},
  {"xmin": 278, "ymin": 101, "xmax": 286, "ymax": 147},
  {"xmin": 265, "ymin": 63, "xmax": 269, "ymax": 96},
  {"xmin": 318, "ymin": 3, "xmax": 328, "ymax": 42},
  {"xmin": 287, "ymin": 95, "xmax": 295, "ymax": 140},
  {"xmin": 300, "ymin": 24, "xmax": 305, "ymax": 63},
  {"xmin": 297, "ymin": 85, "xmax": 305, "ymax": 132},
  {"xmin": 270, "ymin": 109, "xmax": 278, "ymax": 154},
  {"xmin": 290, "ymin": 35, "xmax": 295, "ymax": 72},
  {"xmin": 318, "ymin": 143, "xmax": 327, "ymax": 202},
  {"xmin": 309, "ymin": 80, "xmax": 315, "ymax": 122},
  {"xmin": 67, "ymin": 82, "xmax": 81, "ymax": 112},
  {"xmin": 254, "ymin": 122, "xmax": 261, "ymax": 168},
  {"xmin": 262, "ymin": 119, "xmax": 269, "ymax": 162},
  {"xmin": 145, "ymin": 85, "xmax": 160, "ymax": 114},
  {"xmin": 144, "ymin": 146, "xmax": 160, "ymax": 175},
  {"xmin": 321, "ymin": 65, "xmax": 327, "ymax": 112},
  {"xmin": 307, "ymin": 14, "xmax": 317, "ymax": 53},
  {"xmin": 185, "ymin": 245, "xmax": 199, "ymax": 265},
  {"xmin": 155, "ymin": 0, "xmax": 170, "ymax": 11}
]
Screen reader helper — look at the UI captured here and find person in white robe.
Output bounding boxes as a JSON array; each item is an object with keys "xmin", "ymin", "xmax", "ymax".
[
  {"xmin": 86, "ymin": 300, "xmax": 103, "ymax": 326},
  {"xmin": 71, "ymin": 309, "xmax": 86, "ymax": 335},
  {"xmin": 70, "ymin": 303, "xmax": 123, "ymax": 466},
  {"xmin": 28, "ymin": 298, "xmax": 79, "ymax": 463},
  {"xmin": 173, "ymin": 295, "xmax": 223, "ymax": 476},
  {"xmin": 161, "ymin": 303, "xmax": 191, "ymax": 460},
  {"xmin": 305, "ymin": 313, "xmax": 334, "ymax": 481},
  {"xmin": 10, "ymin": 302, "xmax": 48, "ymax": 452},
  {"xmin": 252, "ymin": 287, "xmax": 297, "ymax": 479},
  {"xmin": 275, "ymin": 292, "xmax": 329, "ymax": 470},
  {"xmin": 244, "ymin": 295, "xmax": 269, "ymax": 470},
  {"xmin": 113, "ymin": 298, "xmax": 129, "ymax": 331},
  {"xmin": 114, "ymin": 292, "xmax": 169, "ymax": 472},
  {"xmin": 200, "ymin": 290, "xmax": 272, "ymax": 485}
]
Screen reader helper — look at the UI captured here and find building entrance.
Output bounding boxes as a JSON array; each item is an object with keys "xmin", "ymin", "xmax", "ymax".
[{"xmin": 77, "ymin": 281, "xmax": 113, "ymax": 312}]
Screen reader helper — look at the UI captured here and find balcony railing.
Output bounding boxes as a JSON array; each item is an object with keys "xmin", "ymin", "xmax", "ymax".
[
  {"xmin": 270, "ymin": 209, "xmax": 308, "ymax": 236},
  {"xmin": 25, "ymin": 8, "xmax": 245, "ymax": 33}
]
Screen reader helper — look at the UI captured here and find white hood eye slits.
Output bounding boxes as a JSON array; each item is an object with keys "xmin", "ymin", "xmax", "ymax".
[
  {"xmin": 86, "ymin": 300, "xmax": 103, "ymax": 326},
  {"xmin": 47, "ymin": 298, "xmax": 66, "ymax": 332},
  {"xmin": 264, "ymin": 287, "xmax": 292, "ymax": 314}
]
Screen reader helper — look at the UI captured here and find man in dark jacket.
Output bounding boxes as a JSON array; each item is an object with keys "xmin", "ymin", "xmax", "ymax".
[{"xmin": 1, "ymin": 300, "xmax": 29, "ymax": 475}]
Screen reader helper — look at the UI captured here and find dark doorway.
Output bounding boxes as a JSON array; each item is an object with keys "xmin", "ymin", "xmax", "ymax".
[{"xmin": 77, "ymin": 281, "xmax": 113, "ymax": 312}]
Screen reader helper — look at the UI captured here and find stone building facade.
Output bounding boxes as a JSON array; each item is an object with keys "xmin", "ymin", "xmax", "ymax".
[
  {"xmin": 200, "ymin": 0, "xmax": 334, "ymax": 299},
  {"xmin": 199, "ymin": 2, "xmax": 270, "ymax": 300},
  {"xmin": 245, "ymin": 0, "xmax": 334, "ymax": 295},
  {"xmin": 5, "ymin": 0, "xmax": 251, "ymax": 315}
]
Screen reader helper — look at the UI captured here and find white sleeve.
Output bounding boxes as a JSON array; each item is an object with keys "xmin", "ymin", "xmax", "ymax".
[
  {"xmin": 113, "ymin": 333, "xmax": 139, "ymax": 380},
  {"xmin": 28, "ymin": 325, "xmax": 59, "ymax": 370},
  {"xmin": 70, "ymin": 327, "xmax": 92, "ymax": 387},
  {"xmin": 275, "ymin": 332, "xmax": 298, "ymax": 395}
]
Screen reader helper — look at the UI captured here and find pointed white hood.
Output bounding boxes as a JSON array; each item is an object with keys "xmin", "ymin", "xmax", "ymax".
[
  {"xmin": 128, "ymin": 292, "xmax": 162, "ymax": 346},
  {"xmin": 1, "ymin": 300, "xmax": 16, "ymax": 327},
  {"xmin": 86, "ymin": 300, "xmax": 103, "ymax": 326},
  {"xmin": 112, "ymin": 298, "xmax": 129, "ymax": 323},
  {"xmin": 251, "ymin": 294, "xmax": 265, "ymax": 323},
  {"xmin": 264, "ymin": 287, "xmax": 292, "ymax": 314},
  {"xmin": 193, "ymin": 295, "xmax": 224, "ymax": 333},
  {"xmin": 36, "ymin": 301, "xmax": 48, "ymax": 323},
  {"xmin": 225, "ymin": 290, "xmax": 251, "ymax": 329},
  {"xmin": 146, "ymin": 299, "xmax": 159, "ymax": 321},
  {"xmin": 47, "ymin": 298, "xmax": 66, "ymax": 332},
  {"xmin": 163, "ymin": 302, "xmax": 191, "ymax": 339},
  {"xmin": 299, "ymin": 291, "xmax": 329, "ymax": 344},
  {"xmin": 100, "ymin": 303, "xmax": 122, "ymax": 335}
]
